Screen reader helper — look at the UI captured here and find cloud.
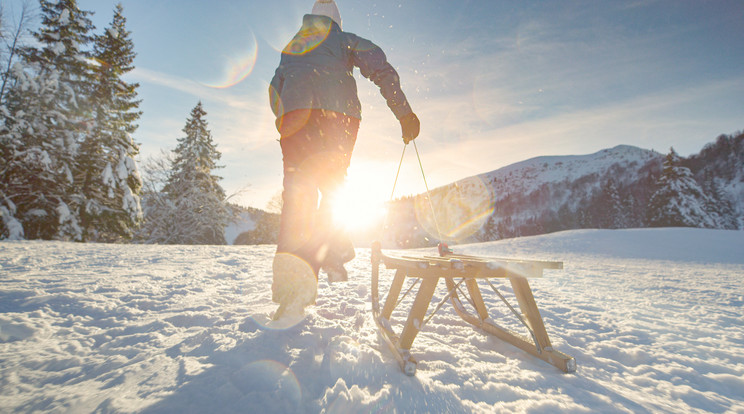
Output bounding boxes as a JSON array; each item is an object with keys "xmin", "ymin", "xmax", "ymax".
[{"xmin": 130, "ymin": 67, "xmax": 263, "ymax": 111}]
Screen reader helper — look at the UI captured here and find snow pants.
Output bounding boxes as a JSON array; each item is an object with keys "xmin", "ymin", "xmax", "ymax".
[{"xmin": 276, "ymin": 109, "xmax": 360, "ymax": 277}]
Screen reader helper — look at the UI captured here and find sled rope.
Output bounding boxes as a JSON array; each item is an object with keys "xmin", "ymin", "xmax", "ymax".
[
  {"xmin": 385, "ymin": 141, "xmax": 444, "ymax": 244},
  {"xmin": 380, "ymin": 145, "xmax": 407, "ymax": 242},
  {"xmin": 390, "ymin": 144, "xmax": 407, "ymax": 201},
  {"xmin": 412, "ymin": 140, "xmax": 444, "ymax": 243}
]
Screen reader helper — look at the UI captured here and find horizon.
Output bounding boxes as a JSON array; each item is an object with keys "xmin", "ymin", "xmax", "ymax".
[{"xmin": 3, "ymin": 0, "xmax": 743, "ymax": 212}]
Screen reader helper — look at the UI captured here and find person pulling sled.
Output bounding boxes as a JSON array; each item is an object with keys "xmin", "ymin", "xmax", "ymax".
[{"xmin": 268, "ymin": 0, "xmax": 420, "ymax": 319}]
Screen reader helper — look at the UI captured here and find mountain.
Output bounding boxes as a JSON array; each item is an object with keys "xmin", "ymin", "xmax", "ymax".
[
  {"xmin": 482, "ymin": 145, "xmax": 660, "ymax": 201},
  {"xmin": 381, "ymin": 132, "xmax": 743, "ymax": 248}
]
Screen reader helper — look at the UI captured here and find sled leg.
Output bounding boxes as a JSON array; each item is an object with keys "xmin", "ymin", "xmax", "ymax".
[
  {"xmin": 465, "ymin": 279, "xmax": 489, "ymax": 320},
  {"xmin": 399, "ymin": 276, "xmax": 439, "ymax": 351},
  {"xmin": 382, "ymin": 269, "xmax": 406, "ymax": 320},
  {"xmin": 507, "ymin": 275, "xmax": 576, "ymax": 372},
  {"xmin": 509, "ymin": 275, "xmax": 551, "ymax": 351}
]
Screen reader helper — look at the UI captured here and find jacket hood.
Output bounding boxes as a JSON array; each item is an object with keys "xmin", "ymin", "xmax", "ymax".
[
  {"xmin": 302, "ymin": 14, "xmax": 342, "ymax": 32},
  {"xmin": 311, "ymin": 0, "xmax": 342, "ymax": 29}
]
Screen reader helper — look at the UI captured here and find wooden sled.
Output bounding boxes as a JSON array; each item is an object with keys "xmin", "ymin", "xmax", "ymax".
[{"xmin": 371, "ymin": 241, "xmax": 576, "ymax": 376}]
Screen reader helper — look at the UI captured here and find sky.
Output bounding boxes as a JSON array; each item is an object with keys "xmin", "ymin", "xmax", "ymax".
[{"xmin": 4, "ymin": 0, "xmax": 744, "ymax": 211}]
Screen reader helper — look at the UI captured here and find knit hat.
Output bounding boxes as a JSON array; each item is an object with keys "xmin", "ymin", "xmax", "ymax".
[{"xmin": 311, "ymin": 0, "xmax": 342, "ymax": 29}]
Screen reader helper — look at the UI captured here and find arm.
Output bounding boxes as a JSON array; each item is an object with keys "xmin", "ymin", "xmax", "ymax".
[{"xmin": 349, "ymin": 35, "xmax": 412, "ymax": 120}]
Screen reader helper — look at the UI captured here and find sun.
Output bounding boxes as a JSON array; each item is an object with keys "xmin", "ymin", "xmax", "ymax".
[{"xmin": 330, "ymin": 163, "xmax": 389, "ymax": 233}]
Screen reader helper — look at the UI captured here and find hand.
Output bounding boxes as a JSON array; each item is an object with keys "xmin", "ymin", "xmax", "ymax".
[{"xmin": 400, "ymin": 112, "xmax": 420, "ymax": 144}]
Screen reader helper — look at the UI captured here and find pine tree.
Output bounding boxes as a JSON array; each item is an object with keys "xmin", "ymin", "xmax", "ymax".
[
  {"xmin": 478, "ymin": 213, "xmax": 500, "ymax": 242},
  {"xmin": 76, "ymin": 4, "xmax": 142, "ymax": 241},
  {"xmin": 701, "ymin": 173, "xmax": 739, "ymax": 230},
  {"xmin": 145, "ymin": 102, "xmax": 228, "ymax": 244},
  {"xmin": 0, "ymin": 0, "xmax": 95, "ymax": 240},
  {"xmin": 1, "ymin": 59, "xmax": 80, "ymax": 239},
  {"xmin": 23, "ymin": 0, "xmax": 95, "ymax": 113},
  {"xmin": 598, "ymin": 179, "xmax": 626, "ymax": 229},
  {"xmin": 646, "ymin": 148, "xmax": 722, "ymax": 228}
]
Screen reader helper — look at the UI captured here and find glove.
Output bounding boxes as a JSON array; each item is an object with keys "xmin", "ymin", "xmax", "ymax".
[{"xmin": 400, "ymin": 112, "xmax": 420, "ymax": 144}]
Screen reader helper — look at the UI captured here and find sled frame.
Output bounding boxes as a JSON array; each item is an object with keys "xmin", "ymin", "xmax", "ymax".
[{"xmin": 371, "ymin": 243, "xmax": 576, "ymax": 376}]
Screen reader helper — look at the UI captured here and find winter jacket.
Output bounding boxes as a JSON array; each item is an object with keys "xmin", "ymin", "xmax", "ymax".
[{"xmin": 269, "ymin": 14, "xmax": 412, "ymax": 122}]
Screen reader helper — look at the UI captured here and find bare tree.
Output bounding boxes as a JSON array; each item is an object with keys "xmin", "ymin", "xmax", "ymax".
[
  {"xmin": 140, "ymin": 149, "xmax": 175, "ymax": 195},
  {"xmin": 1, "ymin": 1, "xmax": 35, "ymax": 104},
  {"xmin": 265, "ymin": 190, "xmax": 284, "ymax": 214}
]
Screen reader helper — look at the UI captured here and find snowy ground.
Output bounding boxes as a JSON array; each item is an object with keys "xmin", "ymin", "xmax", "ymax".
[{"xmin": 1, "ymin": 228, "xmax": 743, "ymax": 413}]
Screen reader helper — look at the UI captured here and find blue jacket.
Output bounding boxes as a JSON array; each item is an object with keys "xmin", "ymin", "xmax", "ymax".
[{"xmin": 269, "ymin": 14, "xmax": 412, "ymax": 121}]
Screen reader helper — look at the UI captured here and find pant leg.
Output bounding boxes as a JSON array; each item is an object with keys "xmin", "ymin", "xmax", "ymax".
[
  {"xmin": 276, "ymin": 109, "xmax": 360, "ymax": 275},
  {"xmin": 315, "ymin": 112, "xmax": 360, "ymax": 267},
  {"xmin": 277, "ymin": 110, "xmax": 323, "ymax": 276}
]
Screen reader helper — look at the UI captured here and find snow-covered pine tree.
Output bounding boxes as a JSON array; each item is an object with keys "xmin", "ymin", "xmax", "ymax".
[
  {"xmin": 0, "ymin": 0, "xmax": 95, "ymax": 240},
  {"xmin": 1, "ymin": 58, "xmax": 80, "ymax": 239},
  {"xmin": 646, "ymin": 148, "xmax": 722, "ymax": 228},
  {"xmin": 77, "ymin": 4, "xmax": 142, "ymax": 241},
  {"xmin": 23, "ymin": 0, "xmax": 95, "ymax": 110},
  {"xmin": 154, "ymin": 102, "xmax": 228, "ymax": 244},
  {"xmin": 597, "ymin": 179, "xmax": 626, "ymax": 229},
  {"xmin": 701, "ymin": 172, "xmax": 739, "ymax": 230},
  {"xmin": 477, "ymin": 213, "xmax": 500, "ymax": 242}
]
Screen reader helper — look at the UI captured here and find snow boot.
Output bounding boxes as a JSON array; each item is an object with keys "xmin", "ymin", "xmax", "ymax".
[
  {"xmin": 321, "ymin": 233, "xmax": 355, "ymax": 284},
  {"xmin": 272, "ymin": 253, "xmax": 318, "ymax": 321},
  {"xmin": 323, "ymin": 261, "xmax": 348, "ymax": 284}
]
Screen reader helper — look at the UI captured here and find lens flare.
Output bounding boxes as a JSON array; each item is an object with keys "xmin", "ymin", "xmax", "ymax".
[
  {"xmin": 204, "ymin": 31, "xmax": 258, "ymax": 89},
  {"xmin": 414, "ymin": 176, "xmax": 495, "ymax": 242},
  {"xmin": 283, "ymin": 17, "xmax": 332, "ymax": 55}
]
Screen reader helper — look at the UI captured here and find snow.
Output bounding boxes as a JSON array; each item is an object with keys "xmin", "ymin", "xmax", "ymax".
[
  {"xmin": 1, "ymin": 228, "xmax": 743, "ymax": 413},
  {"xmin": 0, "ymin": 206, "xmax": 24, "ymax": 240},
  {"xmin": 58, "ymin": 9, "xmax": 71, "ymax": 25}
]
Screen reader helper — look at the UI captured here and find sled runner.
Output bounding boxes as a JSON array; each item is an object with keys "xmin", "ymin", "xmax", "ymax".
[{"xmin": 371, "ymin": 241, "xmax": 576, "ymax": 376}]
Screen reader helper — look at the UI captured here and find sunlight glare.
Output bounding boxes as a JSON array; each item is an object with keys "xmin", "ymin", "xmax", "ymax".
[{"xmin": 331, "ymin": 163, "xmax": 389, "ymax": 233}]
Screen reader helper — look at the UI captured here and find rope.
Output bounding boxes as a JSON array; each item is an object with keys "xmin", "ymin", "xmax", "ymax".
[
  {"xmin": 390, "ymin": 144, "xmax": 407, "ymax": 201},
  {"xmin": 413, "ymin": 140, "xmax": 443, "ymax": 243},
  {"xmin": 383, "ymin": 140, "xmax": 444, "ymax": 245},
  {"xmin": 382, "ymin": 145, "xmax": 408, "ymax": 242}
]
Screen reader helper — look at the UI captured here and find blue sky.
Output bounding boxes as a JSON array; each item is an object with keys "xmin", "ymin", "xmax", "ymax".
[{"xmin": 6, "ymin": 0, "xmax": 744, "ymax": 210}]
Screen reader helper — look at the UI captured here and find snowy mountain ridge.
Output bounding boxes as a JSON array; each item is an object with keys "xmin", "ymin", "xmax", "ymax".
[{"xmin": 476, "ymin": 144, "xmax": 661, "ymax": 201}]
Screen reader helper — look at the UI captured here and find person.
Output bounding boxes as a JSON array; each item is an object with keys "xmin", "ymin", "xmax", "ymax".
[{"xmin": 268, "ymin": 0, "xmax": 420, "ymax": 319}]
